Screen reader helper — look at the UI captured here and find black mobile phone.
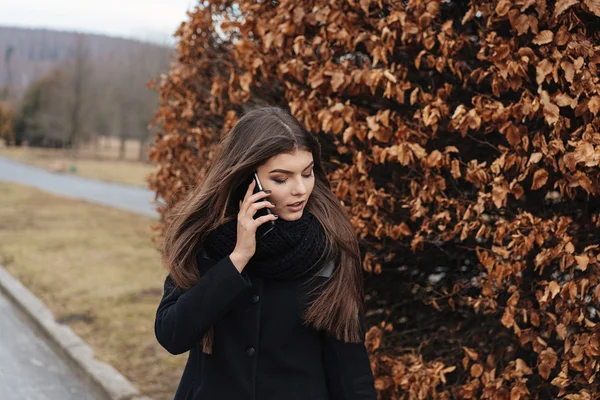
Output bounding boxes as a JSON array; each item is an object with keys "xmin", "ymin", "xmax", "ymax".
[{"xmin": 252, "ymin": 171, "xmax": 276, "ymax": 239}]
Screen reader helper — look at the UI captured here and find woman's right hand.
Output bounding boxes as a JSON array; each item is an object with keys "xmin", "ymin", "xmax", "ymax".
[{"xmin": 230, "ymin": 179, "xmax": 278, "ymax": 271}]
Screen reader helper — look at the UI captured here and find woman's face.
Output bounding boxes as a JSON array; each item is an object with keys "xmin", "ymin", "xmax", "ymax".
[{"xmin": 255, "ymin": 149, "xmax": 315, "ymax": 221}]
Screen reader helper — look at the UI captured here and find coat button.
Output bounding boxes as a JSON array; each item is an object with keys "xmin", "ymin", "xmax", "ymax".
[
  {"xmin": 250, "ymin": 294, "xmax": 260, "ymax": 304},
  {"xmin": 245, "ymin": 347, "xmax": 256, "ymax": 357}
]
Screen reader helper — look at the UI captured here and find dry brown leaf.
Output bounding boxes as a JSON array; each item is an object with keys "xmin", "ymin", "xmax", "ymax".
[
  {"xmin": 410, "ymin": 87, "xmax": 419, "ymax": 105},
  {"xmin": 531, "ymin": 169, "xmax": 549, "ymax": 190},
  {"xmin": 415, "ymin": 50, "xmax": 427, "ymax": 70},
  {"xmin": 554, "ymin": 92, "xmax": 576, "ymax": 108},
  {"xmin": 451, "ymin": 159, "xmax": 461, "ymax": 178},
  {"xmin": 516, "ymin": 358, "xmax": 533, "ymax": 375},
  {"xmin": 365, "ymin": 326, "xmax": 382, "ymax": 352},
  {"xmin": 577, "ymin": 173, "xmax": 594, "ymax": 193},
  {"xmin": 360, "ymin": 0, "xmax": 371, "ymax": 14},
  {"xmin": 554, "ymin": 0, "xmax": 579, "ymax": 18},
  {"xmin": 540, "ymin": 90, "xmax": 560, "ymax": 125},
  {"xmin": 538, "ymin": 348, "xmax": 558, "ymax": 379},
  {"xmin": 463, "ymin": 346, "xmax": 479, "ymax": 361},
  {"xmin": 408, "ymin": 143, "xmax": 426, "ymax": 159},
  {"xmin": 397, "ymin": 143, "xmax": 412, "ymax": 166},
  {"xmin": 532, "ymin": 30, "xmax": 554, "ymax": 45},
  {"xmin": 501, "ymin": 306, "xmax": 515, "ymax": 328},
  {"xmin": 561, "ymin": 61, "xmax": 575, "ymax": 83},
  {"xmin": 556, "ymin": 323, "xmax": 567, "ymax": 339},
  {"xmin": 506, "ymin": 124, "xmax": 522, "ymax": 146},
  {"xmin": 520, "ymin": 0, "xmax": 537, "ymax": 12},
  {"xmin": 331, "ymin": 72, "xmax": 346, "ymax": 92},
  {"xmin": 574, "ymin": 254, "xmax": 589, "ymax": 271},
  {"xmin": 426, "ymin": 150, "xmax": 443, "ymax": 168},
  {"xmin": 555, "ymin": 26, "xmax": 570, "ymax": 46},
  {"xmin": 239, "ymin": 72, "xmax": 252, "ymax": 92},
  {"xmin": 470, "ymin": 363, "xmax": 484, "ymax": 378},
  {"xmin": 309, "ymin": 72, "xmax": 325, "ymax": 88},
  {"xmin": 549, "ymin": 281, "xmax": 560, "ymax": 299},
  {"xmin": 583, "ymin": 0, "xmax": 600, "ymax": 16},
  {"xmin": 573, "ymin": 142, "xmax": 594, "ymax": 165},
  {"xmin": 492, "ymin": 183, "xmax": 508, "ymax": 208},
  {"xmin": 536, "ymin": 59, "xmax": 553, "ymax": 84},
  {"xmin": 588, "ymin": 96, "xmax": 600, "ymax": 115},
  {"xmin": 511, "ymin": 183, "xmax": 525, "ymax": 199},
  {"xmin": 342, "ymin": 126, "xmax": 355, "ymax": 144},
  {"xmin": 398, "ymin": 222, "xmax": 412, "ymax": 236},
  {"xmin": 496, "ymin": 0, "xmax": 512, "ymax": 16},
  {"xmin": 383, "ymin": 70, "xmax": 397, "ymax": 83},
  {"xmin": 528, "ymin": 152, "xmax": 543, "ymax": 165}
]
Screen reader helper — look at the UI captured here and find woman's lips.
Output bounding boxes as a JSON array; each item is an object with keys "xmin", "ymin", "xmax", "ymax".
[{"xmin": 287, "ymin": 201, "xmax": 304, "ymax": 211}]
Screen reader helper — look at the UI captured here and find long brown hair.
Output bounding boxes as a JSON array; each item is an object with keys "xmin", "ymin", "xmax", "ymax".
[{"xmin": 162, "ymin": 107, "xmax": 365, "ymax": 353}]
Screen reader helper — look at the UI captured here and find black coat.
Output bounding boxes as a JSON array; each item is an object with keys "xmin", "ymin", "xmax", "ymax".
[{"xmin": 154, "ymin": 248, "xmax": 377, "ymax": 400}]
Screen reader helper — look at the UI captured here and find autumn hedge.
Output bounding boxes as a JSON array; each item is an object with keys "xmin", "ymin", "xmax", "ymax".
[{"xmin": 148, "ymin": 0, "xmax": 600, "ymax": 398}]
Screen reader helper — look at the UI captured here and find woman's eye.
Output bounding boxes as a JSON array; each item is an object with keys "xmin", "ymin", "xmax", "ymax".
[{"xmin": 272, "ymin": 172, "xmax": 314, "ymax": 185}]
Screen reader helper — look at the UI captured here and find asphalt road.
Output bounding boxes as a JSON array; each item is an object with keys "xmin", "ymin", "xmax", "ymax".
[
  {"xmin": 0, "ymin": 156, "xmax": 159, "ymax": 218},
  {"xmin": 0, "ymin": 290, "xmax": 103, "ymax": 400}
]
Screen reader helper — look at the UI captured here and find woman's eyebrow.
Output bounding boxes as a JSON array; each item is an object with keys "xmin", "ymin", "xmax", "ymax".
[{"xmin": 269, "ymin": 161, "xmax": 315, "ymax": 174}]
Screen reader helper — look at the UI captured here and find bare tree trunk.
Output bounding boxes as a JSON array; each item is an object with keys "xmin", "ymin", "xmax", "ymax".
[
  {"xmin": 138, "ymin": 116, "xmax": 150, "ymax": 162},
  {"xmin": 2, "ymin": 46, "xmax": 14, "ymax": 101},
  {"xmin": 138, "ymin": 136, "xmax": 148, "ymax": 161},
  {"xmin": 118, "ymin": 106, "xmax": 126, "ymax": 160},
  {"xmin": 119, "ymin": 49, "xmax": 136, "ymax": 161},
  {"xmin": 68, "ymin": 34, "xmax": 87, "ymax": 162},
  {"xmin": 94, "ymin": 134, "xmax": 100, "ymax": 159},
  {"xmin": 119, "ymin": 135, "xmax": 126, "ymax": 159}
]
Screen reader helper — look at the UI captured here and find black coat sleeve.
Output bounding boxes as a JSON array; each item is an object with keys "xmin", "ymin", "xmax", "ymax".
[
  {"xmin": 154, "ymin": 255, "xmax": 252, "ymax": 355},
  {"xmin": 322, "ymin": 316, "xmax": 377, "ymax": 400}
]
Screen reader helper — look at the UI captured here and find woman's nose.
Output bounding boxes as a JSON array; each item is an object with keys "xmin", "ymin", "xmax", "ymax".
[{"xmin": 292, "ymin": 179, "xmax": 307, "ymax": 195}]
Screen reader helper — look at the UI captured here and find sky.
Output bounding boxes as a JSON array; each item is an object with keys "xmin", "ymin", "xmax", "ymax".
[{"xmin": 0, "ymin": 0, "xmax": 198, "ymax": 44}]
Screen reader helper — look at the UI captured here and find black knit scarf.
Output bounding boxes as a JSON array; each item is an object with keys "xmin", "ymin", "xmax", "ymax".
[{"xmin": 203, "ymin": 210, "xmax": 329, "ymax": 280}]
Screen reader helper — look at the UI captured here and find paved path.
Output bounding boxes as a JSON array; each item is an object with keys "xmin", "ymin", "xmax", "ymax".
[
  {"xmin": 0, "ymin": 290, "xmax": 103, "ymax": 400},
  {"xmin": 0, "ymin": 156, "xmax": 159, "ymax": 218}
]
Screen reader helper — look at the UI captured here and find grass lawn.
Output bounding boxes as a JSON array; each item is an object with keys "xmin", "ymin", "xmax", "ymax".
[
  {"xmin": 0, "ymin": 146, "xmax": 156, "ymax": 187},
  {"xmin": 0, "ymin": 181, "xmax": 184, "ymax": 400}
]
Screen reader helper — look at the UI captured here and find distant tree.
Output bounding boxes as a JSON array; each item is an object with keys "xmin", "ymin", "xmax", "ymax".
[
  {"xmin": 34, "ymin": 67, "xmax": 81, "ymax": 148},
  {"xmin": 108, "ymin": 41, "xmax": 170, "ymax": 160},
  {"xmin": 2, "ymin": 27, "xmax": 170, "ymax": 155},
  {"xmin": 14, "ymin": 74, "xmax": 46, "ymax": 146},
  {"xmin": 0, "ymin": 101, "xmax": 14, "ymax": 144},
  {"xmin": 65, "ymin": 33, "xmax": 90, "ymax": 160},
  {"xmin": 1, "ymin": 45, "xmax": 15, "ymax": 101},
  {"xmin": 14, "ymin": 38, "xmax": 94, "ymax": 150}
]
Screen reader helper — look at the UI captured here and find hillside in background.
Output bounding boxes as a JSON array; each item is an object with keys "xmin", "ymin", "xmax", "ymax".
[
  {"xmin": 0, "ymin": 26, "xmax": 174, "ymax": 99},
  {"xmin": 0, "ymin": 26, "xmax": 175, "ymax": 154}
]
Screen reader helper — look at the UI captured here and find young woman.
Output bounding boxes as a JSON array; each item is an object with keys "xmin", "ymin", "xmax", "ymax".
[{"xmin": 155, "ymin": 107, "xmax": 376, "ymax": 400}]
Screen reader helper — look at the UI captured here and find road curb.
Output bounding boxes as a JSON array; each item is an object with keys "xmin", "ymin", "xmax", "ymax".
[{"xmin": 0, "ymin": 265, "xmax": 152, "ymax": 400}]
